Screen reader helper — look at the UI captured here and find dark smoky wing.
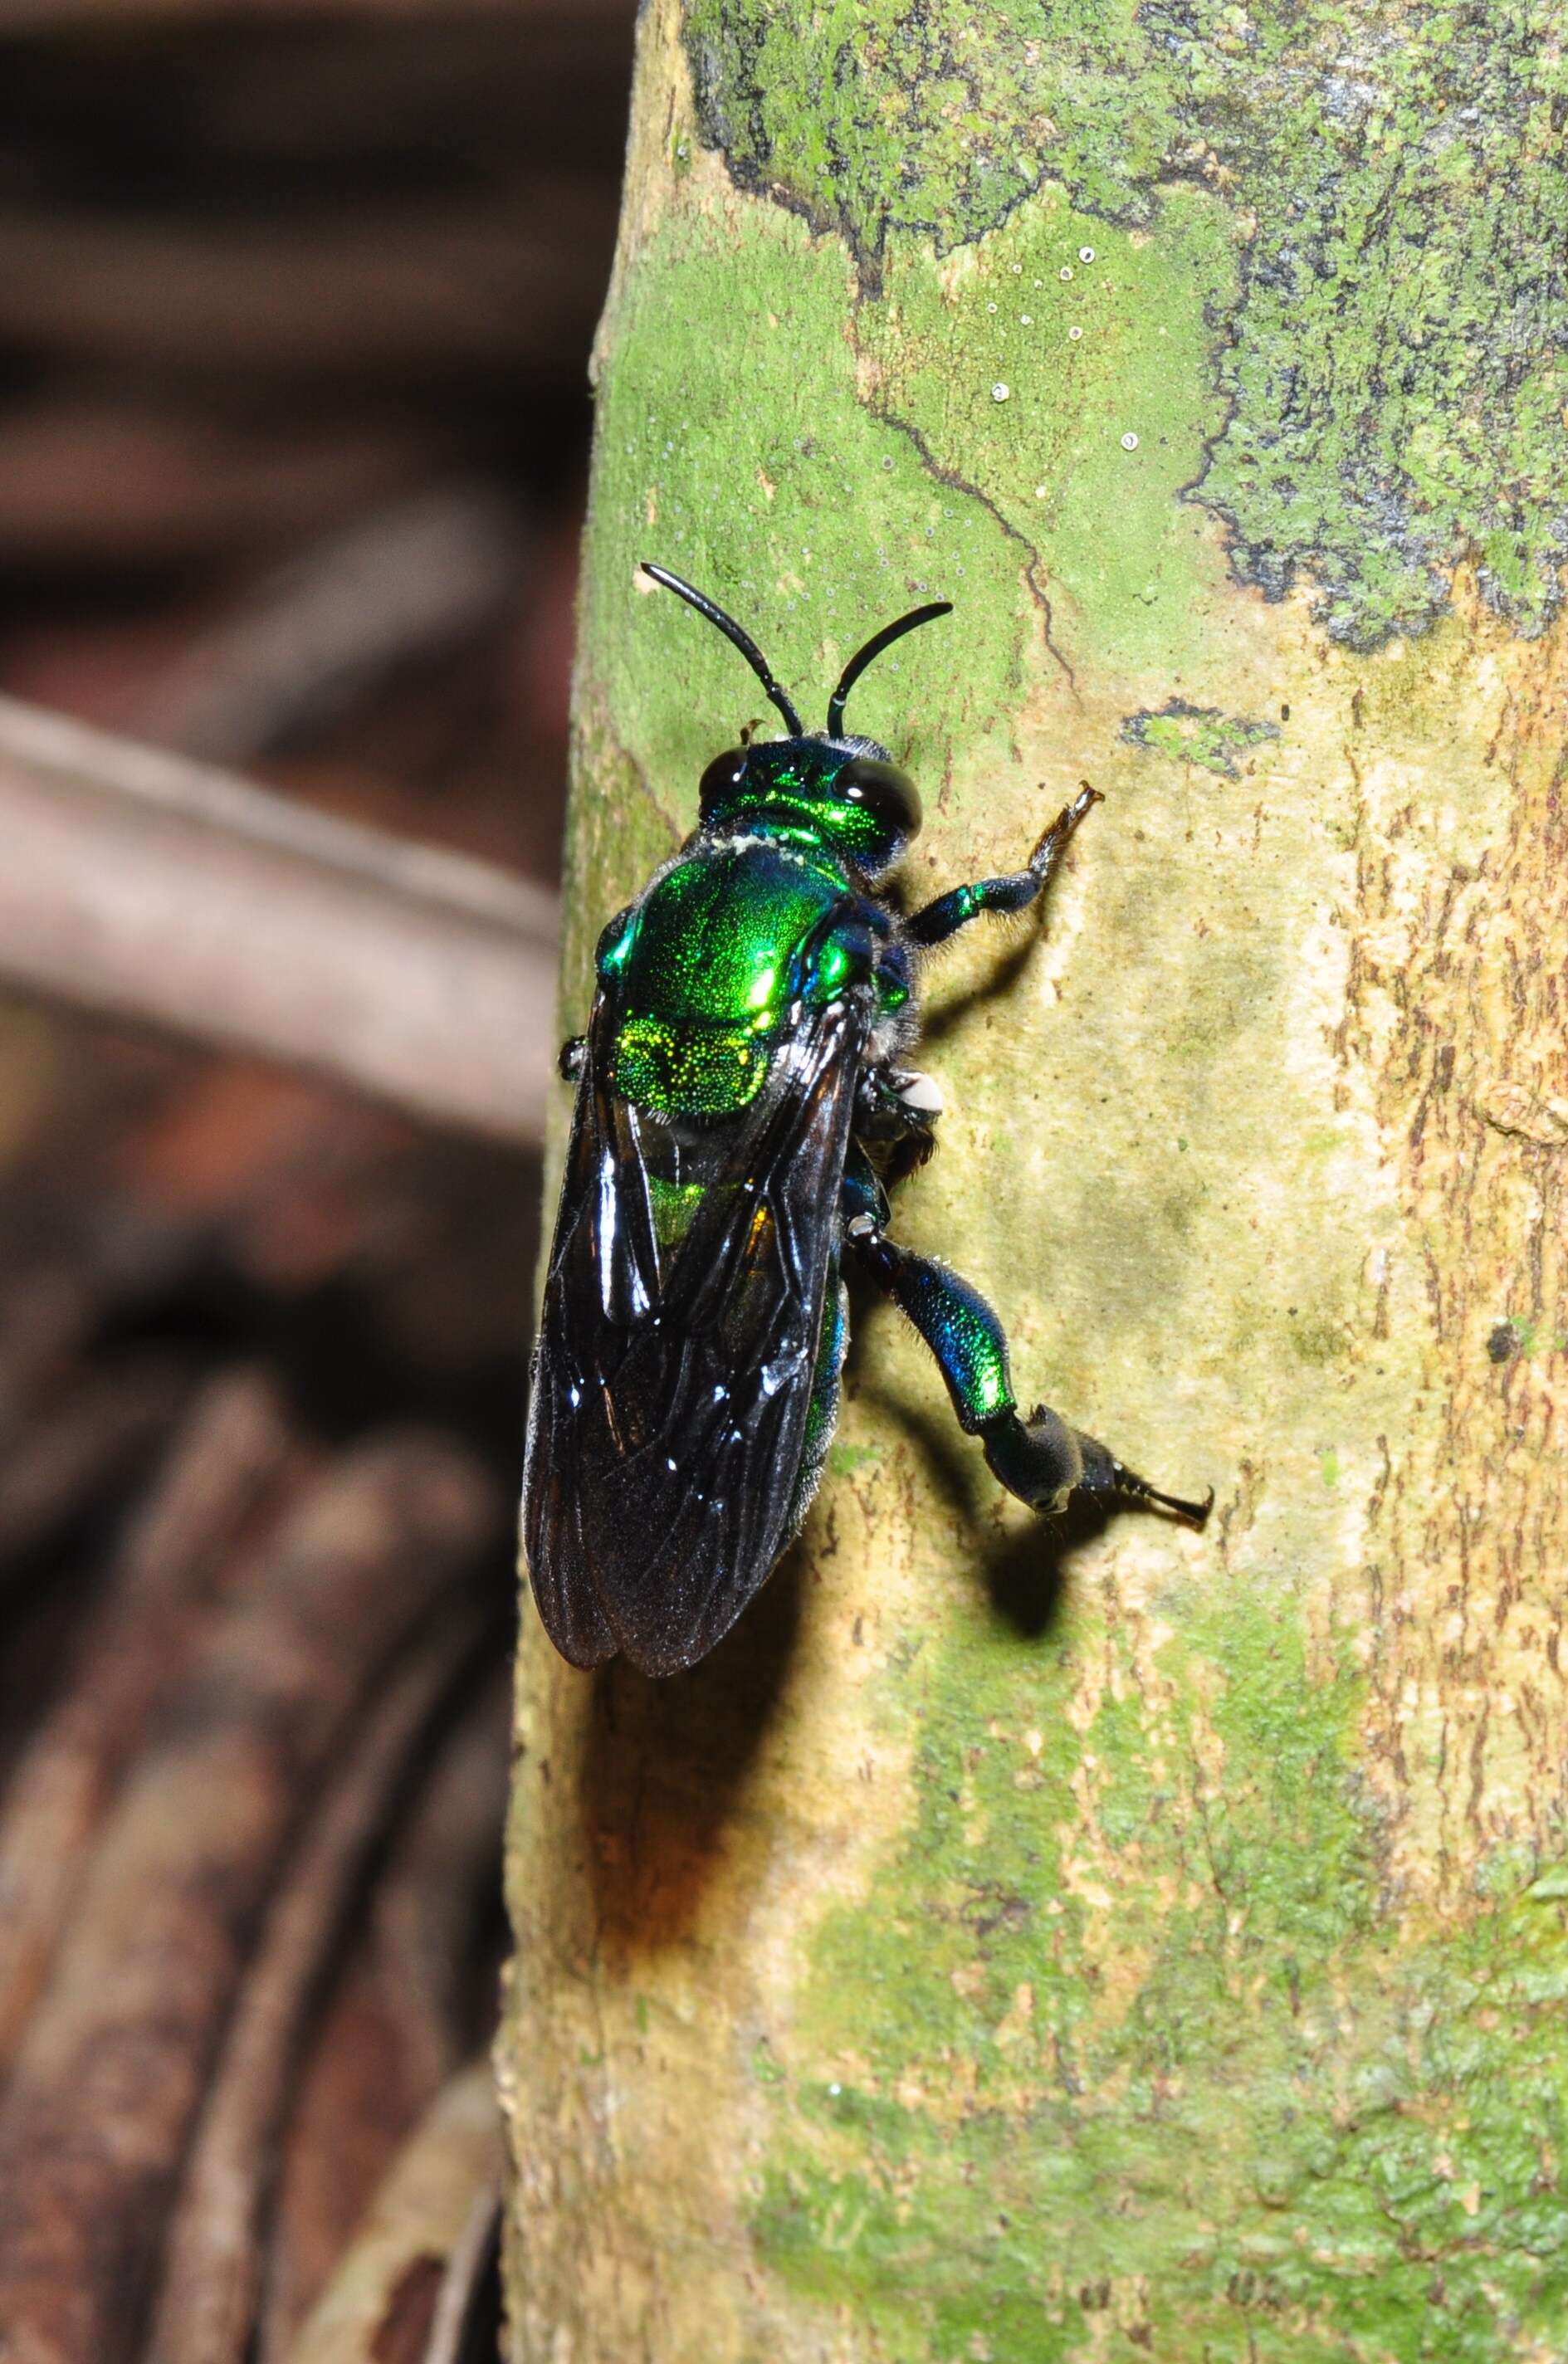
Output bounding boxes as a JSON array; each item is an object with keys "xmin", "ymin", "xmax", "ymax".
[
  {"xmin": 521, "ymin": 991, "xmax": 868, "ymax": 1676},
  {"xmin": 520, "ymin": 991, "xmax": 660, "ymax": 1668},
  {"xmin": 584, "ymin": 989, "xmax": 869, "ymax": 1673}
]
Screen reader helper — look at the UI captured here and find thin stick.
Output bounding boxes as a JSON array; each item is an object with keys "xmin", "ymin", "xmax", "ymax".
[
  {"xmin": 422, "ymin": 2181, "xmax": 502, "ymax": 2364},
  {"xmin": 257, "ymin": 1668, "xmax": 510, "ymax": 2355},
  {"xmin": 0, "ymin": 1370, "xmax": 304, "ymax": 2072},
  {"xmin": 0, "ymin": 696, "xmax": 559, "ymax": 1146},
  {"xmin": 144, "ymin": 1606, "xmax": 495, "ymax": 2364},
  {"xmin": 0, "ymin": 1434, "xmax": 501, "ymax": 2364},
  {"xmin": 282, "ymin": 2063, "xmax": 502, "ymax": 2364}
]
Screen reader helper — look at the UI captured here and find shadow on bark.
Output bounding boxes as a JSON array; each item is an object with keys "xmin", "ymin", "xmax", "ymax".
[
  {"xmin": 864, "ymin": 1390, "xmax": 1096, "ymax": 1643},
  {"xmin": 576, "ymin": 1546, "xmax": 804, "ymax": 1956},
  {"xmin": 918, "ymin": 921, "xmax": 1045, "ymax": 1049}
]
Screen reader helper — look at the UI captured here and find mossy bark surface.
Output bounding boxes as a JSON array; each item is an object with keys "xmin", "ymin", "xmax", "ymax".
[{"xmin": 502, "ymin": 6, "xmax": 1568, "ymax": 2357}]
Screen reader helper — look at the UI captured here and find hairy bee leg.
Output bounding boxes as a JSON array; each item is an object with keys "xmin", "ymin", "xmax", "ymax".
[
  {"xmin": 906, "ymin": 783, "xmax": 1102, "ymax": 950},
  {"xmin": 559, "ymin": 1034, "xmax": 586, "ymax": 1082},
  {"xmin": 981, "ymin": 1404, "xmax": 1214, "ymax": 1526},
  {"xmin": 844, "ymin": 1211, "xmax": 1211, "ymax": 1527}
]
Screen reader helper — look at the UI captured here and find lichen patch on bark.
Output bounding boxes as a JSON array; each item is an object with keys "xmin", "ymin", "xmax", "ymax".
[
  {"xmin": 686, "ymin": 0, "xmax": 1568, "ymax": 651},
  {"xmin": 1121, "ymin": 700, "xmax": 1281, "ymax": 779}
]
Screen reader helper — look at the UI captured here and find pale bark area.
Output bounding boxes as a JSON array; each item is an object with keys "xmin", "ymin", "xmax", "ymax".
[{"xmin": 503, "ymin": 6, "xmax": 1568, "ymax": 2357}]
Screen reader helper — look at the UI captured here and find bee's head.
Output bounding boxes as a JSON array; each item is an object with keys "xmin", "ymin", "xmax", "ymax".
[
  {"xmin": 696, "ymin": 733, "xmax": 921, "ymax": 879},
  {"xmin": 642, "ymin": 563, "xmax": 947, "ymax": 882}
]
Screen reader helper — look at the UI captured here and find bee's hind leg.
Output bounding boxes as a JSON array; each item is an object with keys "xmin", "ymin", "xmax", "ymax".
[
  {"xmin": 979, "ymin": 1401, "xmax": 1214, "ymax": 1526},
  {"xmin": 842, "ymin": 1194, "xmax": 1211, "ymax": 1527}
]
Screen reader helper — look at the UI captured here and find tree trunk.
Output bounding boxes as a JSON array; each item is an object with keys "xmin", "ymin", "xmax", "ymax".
[{"xmin": 502, "ymin": 4, "xmax": 1568, "ymax": 2355}]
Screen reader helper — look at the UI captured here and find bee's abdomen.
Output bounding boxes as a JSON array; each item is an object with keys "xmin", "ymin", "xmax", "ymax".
[{"xmin": 610, "ymin": 1014, "xmax": 777, "ymax": 1116}]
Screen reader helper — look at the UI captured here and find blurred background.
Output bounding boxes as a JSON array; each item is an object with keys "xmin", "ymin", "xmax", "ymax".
[{"xmin": 0, "ymin": 7, "xmax": 635, "ymax": 2357}]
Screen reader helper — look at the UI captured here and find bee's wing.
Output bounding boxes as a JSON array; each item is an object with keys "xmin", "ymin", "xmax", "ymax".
[{"xmin": 522, "ymin": 989, "xmax": 868, "ymax": 1676}]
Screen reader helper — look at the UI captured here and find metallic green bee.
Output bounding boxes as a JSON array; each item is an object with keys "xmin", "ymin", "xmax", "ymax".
[{"xmin": 522, "ymin": 564, "xmax": 1210, "ymax": 1675}]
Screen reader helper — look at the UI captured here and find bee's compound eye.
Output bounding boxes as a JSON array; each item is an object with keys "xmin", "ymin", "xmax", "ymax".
[
  {"xmin": 699, "ymin": 747, "xmax": 751, "ymax": 817},
  {"xmin": 840, "ymin": 757, "xmax": 921, "ymax": 839}
]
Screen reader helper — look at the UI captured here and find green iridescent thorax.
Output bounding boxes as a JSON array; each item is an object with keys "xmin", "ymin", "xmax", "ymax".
[
  {"xmin": 597, "ymin": 841, "xmax": 857, "ymax": 1119},
  {"xmin": 604, "ymin": 843, "xmax": 847, "ymax": 1024}
]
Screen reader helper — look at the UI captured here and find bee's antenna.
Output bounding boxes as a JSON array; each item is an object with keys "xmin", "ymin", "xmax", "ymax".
[
  {"xmin": 641, "ymin": 563, "xmax": 804, "ymax": 737},
  {"xmin": 827, "ymin": 601, "xmax": 952, "ymax": 738}
]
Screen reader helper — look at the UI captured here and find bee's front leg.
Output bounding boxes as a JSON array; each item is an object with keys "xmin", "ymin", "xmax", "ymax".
[
  {"xmin": 559, "ymin": 1035, "xmax": 587, "ymax": 1082},
  {"xmin": 906, "ymin": 782, "xmax": 1100, "ymax": 949}
]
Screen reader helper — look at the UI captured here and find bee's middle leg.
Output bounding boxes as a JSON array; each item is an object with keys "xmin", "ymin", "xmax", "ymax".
[{"xmin": 840, "ymin": 1156, "xmax": 1210, "ymax": 1527}]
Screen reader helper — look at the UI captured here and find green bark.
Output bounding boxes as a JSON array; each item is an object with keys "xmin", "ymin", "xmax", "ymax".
[{"xmin": 502, "ymin": 5, "xmax": 1568, "ymax": 2357}]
